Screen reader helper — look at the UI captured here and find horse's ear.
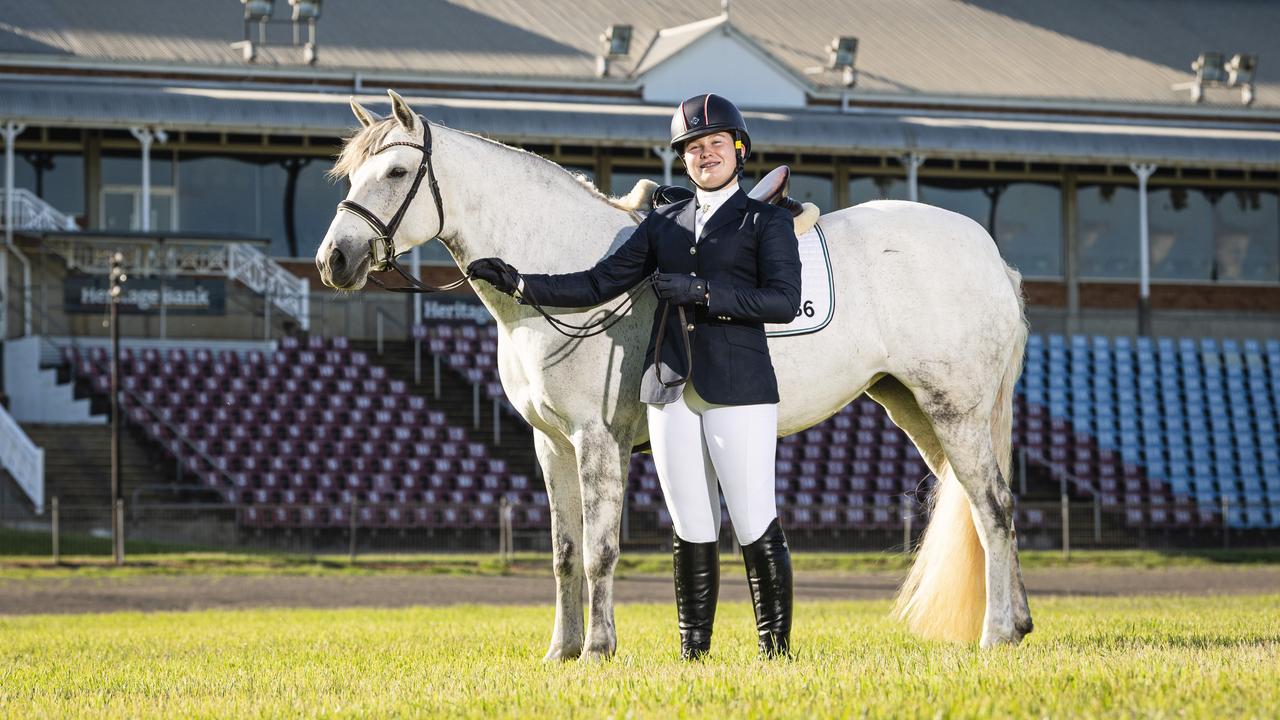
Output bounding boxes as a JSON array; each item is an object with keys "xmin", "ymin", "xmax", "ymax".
[
  {"xmin": 349, "ymin": 98, "xmax": 380, "ymax": 128},
  {"xmin": 387, "ymin": 89, "xmax": 418, "ymax": 133}
]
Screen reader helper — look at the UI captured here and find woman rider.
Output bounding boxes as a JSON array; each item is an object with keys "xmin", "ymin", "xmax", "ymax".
[{"xmin": 468, "ymin": 93, "xmax": 802, "ymax": 660}]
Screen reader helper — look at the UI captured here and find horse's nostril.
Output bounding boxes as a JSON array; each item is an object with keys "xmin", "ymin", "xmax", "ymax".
[{"xmin": 330, "ymin": 248, "xmax": 346, "ymax": 275}]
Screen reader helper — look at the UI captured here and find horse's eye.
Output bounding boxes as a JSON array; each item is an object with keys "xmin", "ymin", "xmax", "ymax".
[{"xmin": 389, "ymin": 167, "xmax": 409, "ymax": 179}]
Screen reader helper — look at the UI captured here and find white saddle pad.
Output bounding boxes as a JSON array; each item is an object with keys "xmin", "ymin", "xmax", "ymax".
[{"xmin": 765, "ymin": 223, "xmax": 834, "ymax": 337}]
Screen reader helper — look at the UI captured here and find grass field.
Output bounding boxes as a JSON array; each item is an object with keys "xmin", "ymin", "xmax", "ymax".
[
  {"xmin": 4, "ymin": 524, "xmax": 1280, "ymax": 580},
  {"xmin": 2, "ymin": 594, "xmax": 1277, "ymax": 718}
]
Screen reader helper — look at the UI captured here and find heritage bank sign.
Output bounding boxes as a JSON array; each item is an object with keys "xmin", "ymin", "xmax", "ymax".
[{"xmin": 65, "ymin": 276, "xmax": 227, "ymax": 315}]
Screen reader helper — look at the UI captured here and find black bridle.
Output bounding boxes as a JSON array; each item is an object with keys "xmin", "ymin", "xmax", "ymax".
[
  {"xmin": 336, "ymin": 116, "xmax": 467, "ymax": 294},
  {"xmin": 337, "ymin": 116, "xmax": 692, "ymax": 385}
]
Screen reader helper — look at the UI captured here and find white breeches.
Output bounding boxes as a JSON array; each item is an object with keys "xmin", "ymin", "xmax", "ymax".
[{"xmin": 645, "ymin": 381, "xmax": 779, "ymax": 545}]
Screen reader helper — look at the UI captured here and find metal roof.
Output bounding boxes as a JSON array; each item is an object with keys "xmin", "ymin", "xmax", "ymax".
[
  {"xmin": 4, "ymin": 78, "xmax": 1278, "ymax": 168},
  {"xmin": 0, "ymin": 0, "xmax": 1277, "ymax": 110}
]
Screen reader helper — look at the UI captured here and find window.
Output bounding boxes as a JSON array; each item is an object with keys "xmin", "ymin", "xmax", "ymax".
[
  {"xmin": 100, "ymin": 152, "xmax": 177, "ymax": 231},
  {"xmin": 848, "ymin": 176, "xmax": 910, "ymax": 204},
  {"xmin": 1079, "ymin": 184, "xmax": 1279, "ymax": 283},
  {"xmin": 1078, "ymin": 184, "xmax": 1139, "ymax": 279},
  {"xmin": 13, "ymin": 151, "xmax": 84, "ymax": 220},
  {"xmin": 992, "ymin": 183, "xmax": 1062, "ymax": 278},
  {"xmin": 175, "ymin": 154, "xmax": 346, "ymax": 259},
  {"xmin": 1209, "ymin": 189, "xmax": 1278, "ymax": 282},
  {"xmin": 855, "ymin": 177, "xmax": 1063, "ymax": 277},
  {"xmin": 784, "ymin": 173, "xmax": 833, "ymax": 211},
  {"xmin": 609, "ymin": 168, "xmax": 685, "ymax": 197}
]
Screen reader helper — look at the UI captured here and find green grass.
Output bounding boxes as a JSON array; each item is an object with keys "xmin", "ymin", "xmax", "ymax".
[
  {"xmin": 3, "ymin": 532, "xmax": 1280, "ymax": 580},
  {"xmin": 1, "ymin": 595, "xmax": 1277, "ymax": 718}
]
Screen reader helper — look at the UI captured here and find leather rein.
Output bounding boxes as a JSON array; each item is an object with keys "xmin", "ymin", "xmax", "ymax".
[{"xmin": 337, "ymin": 116, "xmax": 691, "ymax": 386}]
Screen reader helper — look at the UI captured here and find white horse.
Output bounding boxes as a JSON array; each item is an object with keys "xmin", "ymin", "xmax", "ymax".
[{"xmin": 317, "ymin": 90, "xmax": 1032, "ymax": 659}]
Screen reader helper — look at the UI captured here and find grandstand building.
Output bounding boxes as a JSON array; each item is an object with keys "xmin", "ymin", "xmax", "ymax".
[{"xmin": 0, "ymin": 2, "xmax": 1276, "ymax": 542}]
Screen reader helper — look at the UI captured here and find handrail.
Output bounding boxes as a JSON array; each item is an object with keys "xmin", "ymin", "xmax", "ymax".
[
  {"xmin": 0, "ymin": 401, "xmax": 44, "ymax": 513},
  {"xmin": 227, "ymin": 243, "xmax": 310, "ymax": 331},
  {"xmin": 0, "ymin": 188, "xmax": 78, "ymax": 232}
]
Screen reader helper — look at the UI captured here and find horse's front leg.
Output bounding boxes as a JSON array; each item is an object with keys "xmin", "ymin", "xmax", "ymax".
[
  {"xmin": 572, "ymin": 421, "xmax": 630, "ymax": 661},
  {"xmin": 532, "ymin": 429, "xmax": 585, "ymax": 661}
]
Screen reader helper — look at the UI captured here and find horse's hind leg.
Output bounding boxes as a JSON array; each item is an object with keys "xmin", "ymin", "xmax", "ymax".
[
  {"xmin": 921, "ymin": 396, "xmax": 1027, "ymax": 648},
  {"xmin": 571, "ymin": 421, "xmax": 629, "ymax": 662},
  {"xmin": 533, "ymin": 429, "xmax": 585, "ymax": 661},
  {"xmin": 868, "ymin": 376, "xmax": 1032, "ymax": 644}
]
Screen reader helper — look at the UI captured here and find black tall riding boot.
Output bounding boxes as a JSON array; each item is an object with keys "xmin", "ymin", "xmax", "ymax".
[
  {"xmin": 672, "ymin": 533, "xmax": 720, "ymax": 660},
  {"xmin": 740, "ymin": 517, "xmax": 793, "ymax": 659}
]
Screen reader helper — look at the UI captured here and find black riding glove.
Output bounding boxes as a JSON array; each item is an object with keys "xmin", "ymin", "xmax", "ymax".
[
  {"xmin": 467, "ymin": 257, "xmax": 520, "ymax": 296},
  {"xmin": 653, "ymin": 273, "xmax": 708, "ymax": 306}
]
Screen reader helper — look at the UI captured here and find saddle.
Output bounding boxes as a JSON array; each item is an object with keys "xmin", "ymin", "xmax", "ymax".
[{"xmin": 651, "ymin": 166, "xmax": 806, "ymax": 218}]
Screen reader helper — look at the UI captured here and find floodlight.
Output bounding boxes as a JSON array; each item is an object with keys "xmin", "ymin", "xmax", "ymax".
[
  {"xmin": 242, "ymin": 0, "xmax": 274, "ymax": 21},
  {"xmin": 603, "ymin": 24, "xmax": 632, "ymax": 57},
  {"xmin": 289, "ymin": 0, "xmax": 321, "ymax": 21},
  {"xmin": 1226, "ymin": 53, "xmax": 1257, "ymax": 86},
  {"xmin": 1192, "ymin": 52, "xmax": 1227, "ymax": 84},
  {"xmin": 827, "ymin": 36, "xmax": 858, "ymax": 70}
]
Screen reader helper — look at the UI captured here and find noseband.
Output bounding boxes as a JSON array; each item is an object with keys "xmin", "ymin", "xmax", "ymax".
[{"xmin": 335, "ymin": 116, "xmax": 466, "ymax": 293}]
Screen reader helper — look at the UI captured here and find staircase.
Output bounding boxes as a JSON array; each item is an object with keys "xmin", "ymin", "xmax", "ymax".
[
  {"xmin": 350, "ymin": 339, "xmax": 540, "ymax": 481},
  {"xmin": 21, "ymin": 424, "xmax": 181, "ymax": 525}
]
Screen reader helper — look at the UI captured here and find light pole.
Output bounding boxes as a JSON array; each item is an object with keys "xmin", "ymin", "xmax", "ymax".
[{"xmin": 109, "ymin": 252, "xmax": 126, "ymax": 565}]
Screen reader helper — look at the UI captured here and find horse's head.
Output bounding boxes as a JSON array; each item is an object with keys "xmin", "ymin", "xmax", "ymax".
[{"xmin": 317, "ymin": 90, "xmax": 443, "ymax": 290}]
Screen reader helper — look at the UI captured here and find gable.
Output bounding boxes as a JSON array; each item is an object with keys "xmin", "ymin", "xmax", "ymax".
[{"xmin": 638, "ymin": 27, "xmax": 809, "ymax": 109}]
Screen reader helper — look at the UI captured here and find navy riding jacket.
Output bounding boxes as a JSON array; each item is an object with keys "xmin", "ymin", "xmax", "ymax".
[{"xmin": 517, "ymin": 187, "xmax": 802, "ymax": 405}]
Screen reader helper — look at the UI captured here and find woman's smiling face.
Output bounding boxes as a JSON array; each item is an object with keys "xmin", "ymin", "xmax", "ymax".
[{"xmin": 682, "ymin": 131, "xmax": 737, "ymax": 189}]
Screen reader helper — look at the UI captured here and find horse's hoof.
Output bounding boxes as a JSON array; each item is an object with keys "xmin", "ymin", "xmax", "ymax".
[
  {"xmin": 542, "ymin": 645, "xmax": 582, "ymax": 662},
  {"xmin": 578, "ymin": 649, "xmax": 614, "ymax": 664},
  {"xmin": 979, "ymin": 626, "xmax": 1024, "ymax": 649},
  {"xmin": 1014, "ymin": 617, "xmax": 1034, "ymax": 642},
  {"xmin": 579, "ymin": 641, "xmax": 616, "ymax": 663}
]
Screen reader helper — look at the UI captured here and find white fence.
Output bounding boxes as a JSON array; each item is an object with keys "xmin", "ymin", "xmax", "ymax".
[
  {"xmin": 228, "ymin": 242, "xmax": 310, "ymax": 331},
  {"xmin": 0, "ymin": 400, "xmax": 44, "ymax": 513},
  {"xmin": 0, "ymin": 188, "xmax": 78, "ymax": 232}
]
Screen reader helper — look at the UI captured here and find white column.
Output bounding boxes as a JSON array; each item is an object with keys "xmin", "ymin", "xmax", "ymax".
[
  {"xmin": 653, "ymin": 146, "xmax": 676, "ymax": 186},
  {"xmin": 1129, "ymin": 163, "xmax": 1157, "ymax": 336},
  {"xmin": 901, "ymin": 152, "xmax": 926, "ymax": 202},
  {"xmin": 2, "ymin": 122, "xmax": 28, "ymax": 340},
  {"xmin": 129, "ymin": 127, "xmax": 166, "ymax": 232}
]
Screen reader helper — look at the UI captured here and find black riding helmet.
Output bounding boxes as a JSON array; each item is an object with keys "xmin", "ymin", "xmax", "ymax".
[{"xmin": 669, "ymin": 93, "xmax": 751, "ymax": 191}]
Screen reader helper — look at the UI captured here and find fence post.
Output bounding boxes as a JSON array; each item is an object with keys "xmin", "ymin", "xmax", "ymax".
[
  {"xmin": 902, "ymin": 497, "xmax": 912, "ymax": 553},
  {"xmin": 349, "ymin": 497, "xmax": 358, "ymax": 563},
  {"xmin": 414, "ymin": 339, "xmax": 422, "ymax": 385},
  {"xmin": 1018, "ymin": 447, "xmax": 1027, "ymax": 497},
  {"xmin": 498, "ymin": 496, "xmax": 512, "ymax": 564},
  {"xmin": 1093, "ymin": 494, "xmax": 1102, "ymax": 545},
  {"xmin": 1222, "ymin": 494, "xmax": 1230, "ymax": 550},
  {"xmin": 1060, "ymin": 493, "xmax": 1070, "ymax": 561},
  {"xmin": 492, "ymin": 398, "xmax": 501, "ymax": 445},
  {"xmin": 51, "ymin": 496, "xmax": 60, "ymax": 565},
  {"xmin": 115, "ymin": 498, "xmax": 125, "ymax": 565}
]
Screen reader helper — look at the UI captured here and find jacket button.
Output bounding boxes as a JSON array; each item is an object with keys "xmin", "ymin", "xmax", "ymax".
[
  {"xmin": 689, "ymin": 246, "xmax": 697, "ymax": 255},
  {"xmin": 686, "ymin": 323, "xmax": 695, "ymax": 332}
]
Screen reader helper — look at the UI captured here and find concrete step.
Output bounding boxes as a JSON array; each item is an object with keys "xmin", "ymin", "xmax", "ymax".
[{"xmin": 20, "ymin": 423, "xmax": 182, "ymax": 509}]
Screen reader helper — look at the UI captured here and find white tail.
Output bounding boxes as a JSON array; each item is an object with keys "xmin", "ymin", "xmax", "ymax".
[{"xmin": 893, "ymin": 264, "xmax": 1028, "ymax": 642}]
